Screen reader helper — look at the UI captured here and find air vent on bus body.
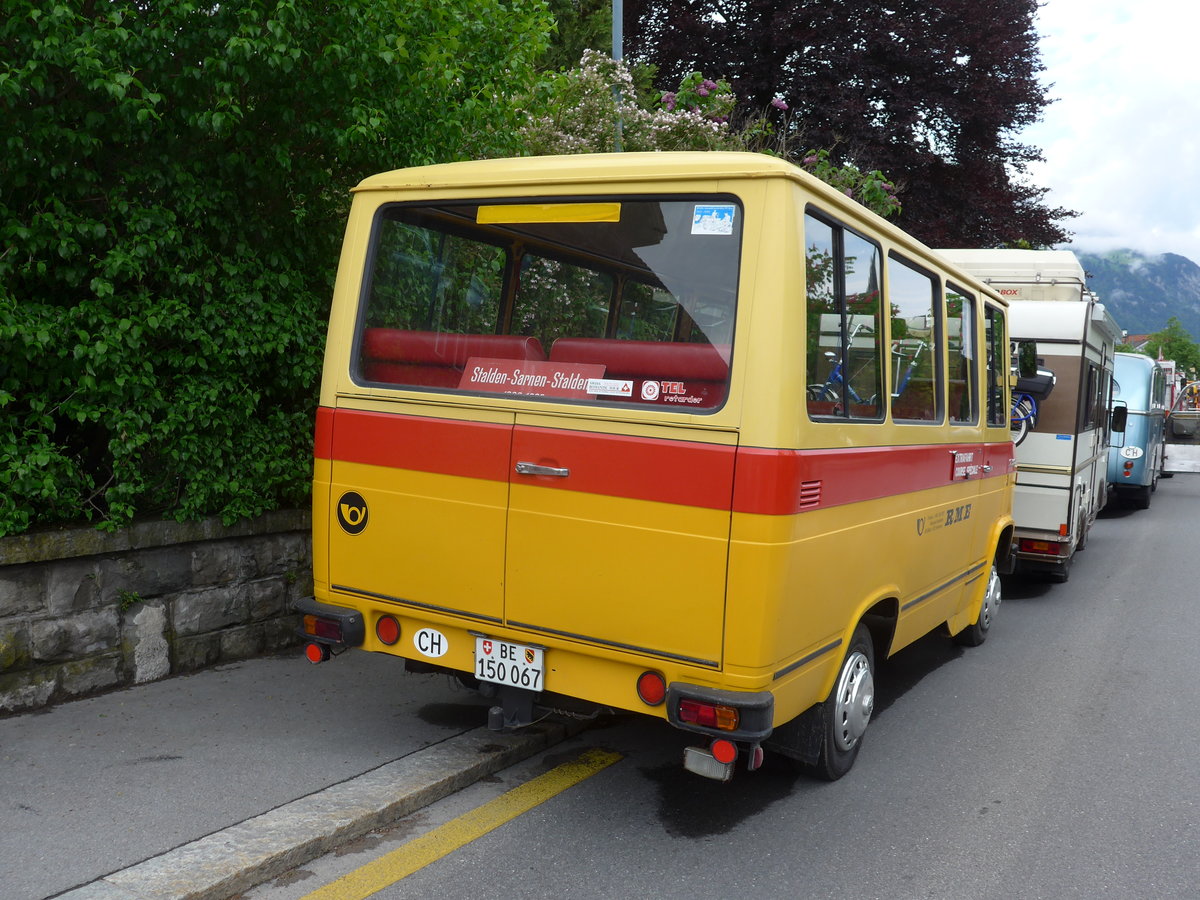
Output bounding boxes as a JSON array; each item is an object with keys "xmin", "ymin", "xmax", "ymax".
[{"xmin": 799, "ymin": 480, "xmax": 822, "ymax": 509}]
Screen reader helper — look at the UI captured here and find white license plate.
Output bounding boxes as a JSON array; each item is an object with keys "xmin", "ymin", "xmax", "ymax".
[{"xmin": 474, "ymin": 637, "xmax": 544, "ymax": 691}]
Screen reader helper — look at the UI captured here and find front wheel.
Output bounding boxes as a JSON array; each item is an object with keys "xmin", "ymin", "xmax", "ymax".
[
  {"xmin": 955, "ymin": 565, "xmax": 1001, "ymax": 647},
  {"xmin": 808, "ymin": 624, "xmax": 875, "ymax": 781}
]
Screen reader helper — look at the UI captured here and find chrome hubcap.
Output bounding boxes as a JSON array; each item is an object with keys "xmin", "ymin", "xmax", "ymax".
[
  {"xmin": 832, "ymin": 650, "xmax": 873, "ymax": 751},
  {"xmin": 980, "ymin": 567, "xmax": 1001, "ymax": 630}
]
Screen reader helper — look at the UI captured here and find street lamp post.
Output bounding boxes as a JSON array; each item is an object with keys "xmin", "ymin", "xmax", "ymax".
[{"xmin": 612, "ymin": 0, "xmax": 623, "ymax": 151}]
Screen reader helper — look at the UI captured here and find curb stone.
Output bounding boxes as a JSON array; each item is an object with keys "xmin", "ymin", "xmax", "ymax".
[{"xmin": 55, "ymin": 721, "xmax": 576, "ymax": 900}]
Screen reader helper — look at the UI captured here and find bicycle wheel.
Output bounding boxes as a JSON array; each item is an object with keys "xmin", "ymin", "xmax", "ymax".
[{"xmin": 1010, "ymin": 396, "xmax": 1035, "ymax": 445}]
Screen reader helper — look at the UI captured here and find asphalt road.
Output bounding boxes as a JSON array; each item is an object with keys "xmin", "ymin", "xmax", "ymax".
[
  {"xmin": 246, "ymin": 473, "xmax": 1200, "ymax": 900},
  {"xmin": 0, "ymin": 650, "xmax": 571, "ymax": 900}
]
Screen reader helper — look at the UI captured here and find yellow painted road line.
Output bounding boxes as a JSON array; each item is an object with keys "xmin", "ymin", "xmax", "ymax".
[{"xmin": 301, "ymin": 748, "xmax": 622, "ymax": 900}]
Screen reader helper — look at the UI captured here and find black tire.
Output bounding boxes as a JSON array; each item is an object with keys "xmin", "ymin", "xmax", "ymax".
[
  {"xmin": 1010, "ymin": 414, "xmax": 1030, "ymax": 446},
  {"xmin": 1131, "ymin": 484, "xmax": 1152, "ymax": 510},
  {"xmin": 955, "ymin": 565, "xmax": 1000, "ymax": 647},
  {"xmin": 808, "ymin": 623, "xmax": 874, "ymax": 781}
]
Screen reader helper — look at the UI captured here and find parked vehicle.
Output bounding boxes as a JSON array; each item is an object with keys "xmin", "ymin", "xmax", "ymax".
[
  {"xmin": 1107, "ymin": 352, "xmax": 1167, "ymax": 507},
  {"xmin": 298, "ymin": 152, "xmax": 1016, "ymax": 782},
  {"xmin": 938, "ymin": 249, "xmax": 1124, "ymax": 582},
  {"xmin": 1164, "ymin": 379, "xmax": 1200, "ymax": 474}
]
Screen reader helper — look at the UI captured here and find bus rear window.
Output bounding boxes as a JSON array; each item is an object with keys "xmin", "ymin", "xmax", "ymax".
[{"xmin": 354, "ymin": 198, "xmax": 741, "ymax": 411}]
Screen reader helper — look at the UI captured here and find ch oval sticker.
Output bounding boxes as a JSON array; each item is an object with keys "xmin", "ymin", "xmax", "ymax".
[
  {"xmin": 414, "ymin": 628, "xmax": 448, "ymax": 658},
  {"xmin": 1121, "ymin": 446, "xmax": 1144, "ymax": 459}
]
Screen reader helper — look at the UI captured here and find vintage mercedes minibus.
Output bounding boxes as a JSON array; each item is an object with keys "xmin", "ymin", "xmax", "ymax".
[
  {"xmin": 298, "ymin": 152, "xmax": 1015, "ymax": 781},
  {"xmin": 1107, "ymin": 352, "xmax": 1167, "ymax": 508}
]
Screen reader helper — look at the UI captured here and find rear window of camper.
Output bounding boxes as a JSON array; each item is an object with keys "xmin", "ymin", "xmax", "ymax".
[{"xmin": 353, "ymin": 198, "xmax": 742, "ymax": 412}]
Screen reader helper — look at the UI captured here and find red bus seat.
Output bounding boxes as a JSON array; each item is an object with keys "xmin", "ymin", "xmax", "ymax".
[{"xmin": 360, "ymin": 329, "xmax": 546, "ymax": 387}]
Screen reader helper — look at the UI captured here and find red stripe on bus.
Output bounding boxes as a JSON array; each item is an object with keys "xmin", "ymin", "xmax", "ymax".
[
  {"xmin": 511, "ymin": 425, "xmax": 735, "ymax": 510},
  {"xmin": 315, "ymin": 407, "xmax": 513, "ymax": 481},
  {"xmin": 314, "ymin": 406, "xmax": 335, "ymax": 461},
  {"xmin": 315, "ymin": 407, "xmax": 1010, "ymax": 515},
  {"xmin": 732, "ymin": 444, "xmax": 1006, "ymax": 515}
]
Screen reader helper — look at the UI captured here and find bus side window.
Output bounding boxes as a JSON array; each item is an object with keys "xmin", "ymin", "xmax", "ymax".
[
  {"xmin": 805, "ymin": 212, "xmax": 884, "ymax": 420},
  {"xmin": 887, "ymin": 254, "xmax": 941, "ymax": 422},
  {"xmin": 984, "ymin": 303, "xmax": 1008, "ymax": 427},
  {"xmin": 947, "ymin": 285, "xmax": 978, "ymax": 424}
]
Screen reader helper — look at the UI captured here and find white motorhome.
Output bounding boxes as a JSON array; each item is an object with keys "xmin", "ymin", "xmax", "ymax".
[{"xmin": 937, "ymin": 249, "xmax": 1123, "ymax": 581}]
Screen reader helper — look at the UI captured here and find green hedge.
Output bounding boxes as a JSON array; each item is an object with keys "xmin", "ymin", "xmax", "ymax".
[{"xmin": 0, "ymin": 0, "xmax": 550, "ymax": 536}]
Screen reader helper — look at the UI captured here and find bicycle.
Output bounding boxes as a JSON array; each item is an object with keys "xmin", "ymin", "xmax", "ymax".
[
  {"xmin": 1010, "ymin": 391, "xmax": 1038, "ymax": 445},
  {"xmin": 891, "ymin": 338, "xmax": 927, "ymax": 397},
  {"xmin": 808, "ymin": 322, "xmax": 876, "ymax": 407},
  {"xmin": 808, "ymin": 354, "xmax": 872, "ymax": 405}
]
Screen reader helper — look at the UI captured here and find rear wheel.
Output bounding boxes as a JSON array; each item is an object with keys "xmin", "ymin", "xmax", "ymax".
[
  {"xmin": 808, "ymin": 624, "xmax": 874, "ymax": 781},
  {"xmin": 955, "ymin": 565, "xmax": 1000, "ymax": 647},
  {"xmin": 1131, "ymin": 484, "xmax": 1152, "ymax": 509}
]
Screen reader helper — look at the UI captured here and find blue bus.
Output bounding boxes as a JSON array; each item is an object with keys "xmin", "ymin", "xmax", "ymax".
[{"xmin": 1108, "ymin": 352, "xmax": 1167, "ymax": 508}]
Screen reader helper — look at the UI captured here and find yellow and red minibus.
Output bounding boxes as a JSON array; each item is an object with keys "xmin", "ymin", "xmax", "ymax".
[{"xmin": 298, "ymin": 152, "xmax": 1015, "ymax": 781}]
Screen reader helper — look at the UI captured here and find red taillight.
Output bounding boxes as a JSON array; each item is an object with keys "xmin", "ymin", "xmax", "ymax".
[
  {"xmin": 376, "ymin": 615, "xmax": 401, "ymax": 646},
  {"xmin": 711, "ymin": 738, "xmax": 738, "ymax": 765},
  {"xmin": 303, "ymin": 614, "xmax": 343, "ymax": 642},
  {"xmin": 1019, "ymin": 538, "xmax": 1062, "ymax": 556},
  {"xmin": 304, "ymin": 642, "xmax": 330, "ymax": 664},
  {"xmin": 678, "ymin": 698, "xmax": 740, "ymax": 731},
  {"xmin": 636, "ymin": 671, "xmax": 666, "ymax": 706}
]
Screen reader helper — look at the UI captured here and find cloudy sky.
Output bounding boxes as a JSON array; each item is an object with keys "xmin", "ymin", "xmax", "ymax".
[{"xmin": 1020, "ymin": 0, "xmax": 1200, "ymax": 263}]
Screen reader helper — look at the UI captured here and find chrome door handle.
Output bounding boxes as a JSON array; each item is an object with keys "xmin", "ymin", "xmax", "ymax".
[
  {"xmin": 515, "ymin": 461, "xmax": 570, "ymax": 477},
  {"xmin": 982, "ymin": 465, "xmax": 993, "ymax": 472}
]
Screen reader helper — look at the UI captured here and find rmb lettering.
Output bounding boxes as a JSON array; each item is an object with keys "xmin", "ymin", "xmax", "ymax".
[{"xmin": 916, "ymin": 502, "xmax": 972, "ymax": 536}]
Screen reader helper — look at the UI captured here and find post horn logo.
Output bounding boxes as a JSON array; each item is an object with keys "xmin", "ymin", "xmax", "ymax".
[{"xmin": 336, "ymin": 491, "xmax": 369, "ymax": 535}]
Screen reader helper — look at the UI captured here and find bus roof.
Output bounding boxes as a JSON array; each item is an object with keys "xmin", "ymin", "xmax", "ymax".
[{"xmin": 353, "ymin": 151, "xmax": 803, "ymax": 193}]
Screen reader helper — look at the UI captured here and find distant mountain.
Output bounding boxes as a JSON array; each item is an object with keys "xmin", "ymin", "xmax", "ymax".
[{"xmin": 1077, "ymin": 250, "xmax": 1200, "ymax": 341}]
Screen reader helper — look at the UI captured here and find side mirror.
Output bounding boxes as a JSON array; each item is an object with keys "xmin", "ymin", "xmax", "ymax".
[
  {"xmin": 1110, "ymin": 404, "xmax": 1128, "ymax": 433},
  {"xmin": 1014, "ymin": 340, "xmax": 1038, "ymax": 378}
]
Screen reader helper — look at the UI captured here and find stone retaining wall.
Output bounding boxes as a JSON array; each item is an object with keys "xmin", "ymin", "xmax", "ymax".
[{"xmin": 0, "ymin": 510, "xmax": 311, "ymax": 714}]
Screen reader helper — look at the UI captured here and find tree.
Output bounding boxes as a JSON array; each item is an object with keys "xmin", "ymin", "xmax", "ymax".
[
  {"xmin": 519, "ymin": 52, "xmax": 901, "ymax": 217},
  {"xmin": 1142, "ymin": 318, "xmax": 1200, "ymax": 379},
  {"xmin": 539, "ymin": 0, "xmax": 614, "ymax": 72},
  {"xmin": 0, "ymin": 0, "xmax": 552, "ymax": 536},
  {"xmin": 622, "ymin": 0, "xmax": 1075, "ymax": 248}
]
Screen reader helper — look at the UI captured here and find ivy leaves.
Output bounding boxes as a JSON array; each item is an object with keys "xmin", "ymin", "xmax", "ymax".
[{"xmin": 0, "ymin": 0, "xmax": 552, "ymax": 536}]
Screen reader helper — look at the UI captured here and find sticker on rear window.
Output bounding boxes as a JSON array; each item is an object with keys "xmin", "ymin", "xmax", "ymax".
[
  {"xmin": 692, "ymin": 204, "xmax": 736, "ymax": 235},
  {"xmin": 586, "ymin": 378, "xmax": 634, "ymax": 397}
]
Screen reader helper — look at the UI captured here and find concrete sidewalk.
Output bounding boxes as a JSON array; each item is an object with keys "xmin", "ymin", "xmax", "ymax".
[{"xmin": 0, "ymin": 652, "xmax": 577, "ymax": 900}]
